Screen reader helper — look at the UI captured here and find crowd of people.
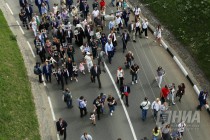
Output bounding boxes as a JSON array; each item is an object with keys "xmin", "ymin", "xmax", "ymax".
[{"xmin": 18, "ymin": 0, "xmax": 209, "ymax": 140}]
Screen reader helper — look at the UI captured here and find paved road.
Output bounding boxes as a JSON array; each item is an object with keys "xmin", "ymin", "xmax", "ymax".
[{"xmin": 4, "ymin": 0, "xmax": 210, "ymax": 140}]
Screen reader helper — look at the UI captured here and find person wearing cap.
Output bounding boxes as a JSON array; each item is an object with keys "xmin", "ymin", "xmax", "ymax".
[
  {"xmin": 140, "ymin": 97, "xmax": 151, "ymax": 121},
  {"xmin": 121, "ymin": 30, "xmax": 130, "ymax": 53},
  {"xmin": 151, "ymin": 98, "xmax": 161, "ymax": 120}
]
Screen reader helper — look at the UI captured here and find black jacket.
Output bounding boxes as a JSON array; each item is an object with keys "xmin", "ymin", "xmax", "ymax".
[{"xmin": 56, "ymin": 120, "xmax": 68, "ymax": 132}]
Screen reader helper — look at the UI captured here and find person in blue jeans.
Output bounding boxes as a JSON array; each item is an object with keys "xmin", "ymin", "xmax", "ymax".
[
  {"xmin": 140, "ymin": 97, "xmax": 151, "ymax": 121},
  {"xmin": 107, "ymin": 95, "xmax": 116, "ymax": 116},
  {"xmin": 63, "ymin": 88, "xmax": 73, "ymax": 108}
]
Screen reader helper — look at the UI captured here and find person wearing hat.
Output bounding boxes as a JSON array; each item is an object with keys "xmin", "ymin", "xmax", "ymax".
[
  {"xmin": 151, "ymin": 98, "xmax": 161, "ymax": 120},
  {"xmin": 121, "ymin": 30, "xmax": 130, "ymax": 53},
  {"xmin": 140, "ymin": 97, "xmax": 151, "ymax": 121}
]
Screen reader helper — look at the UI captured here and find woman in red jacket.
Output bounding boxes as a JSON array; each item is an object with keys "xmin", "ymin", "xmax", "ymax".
[{"xmin": 100, "ymin": 0, "xmax": 106, "ymax": 10}]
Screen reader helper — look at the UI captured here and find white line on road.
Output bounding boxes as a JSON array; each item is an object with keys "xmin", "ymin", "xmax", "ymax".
[
  {"xmin": 42, "ymin": 74, "xmax": 46, "ymax": 86},
  {"xmin": 48, "ymin": 96, "xmax": 56, "ymax": 121},
  {"xmin": 104, "ymin": 63, "xmax": 138, "ymax": 140},
  {"xmin": 5, "ymin": 3, "xmax": 13, "ymax": 15},
  {"xmin": 57, "ymin": 134, "xmax": 60, "ymax": 140},
  {"xmin": 16, "ymin": 21, "xmax": 25, "ymax": 34},
  {"xmin": 26, "ymin": 41, "xmax": 36, "ymax": 58}
]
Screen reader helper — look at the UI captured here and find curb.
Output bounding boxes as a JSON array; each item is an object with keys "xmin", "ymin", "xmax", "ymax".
[{"xmin": 127, "ymin": 2, "xmax": 210, "ymax": 112}]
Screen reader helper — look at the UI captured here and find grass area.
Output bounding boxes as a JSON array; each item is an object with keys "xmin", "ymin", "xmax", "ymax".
[
  {"xmin": 142, "ymin": 0, "xmax": 210, "ymax": 79},
  {"xmin": 0, "ymin": 10, "xmax": 40, "ymax": 139}
]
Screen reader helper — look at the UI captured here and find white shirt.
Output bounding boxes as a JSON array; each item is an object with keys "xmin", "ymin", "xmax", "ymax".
[
  {"xmin": 117, "ymin": 69, "xmax": 124, "ymax": 78},
  {"xmin": 136, "ymin": 21, "xmax": 140, "ymax": 27},
  {"xmin": 115, "ymin": 17, "xmax": 122, "ymax": 25},
  {"xmin": 151, "ymin": 101, "xmax": 161, "ymax": 111},
  {"xmin": 81, "ymin": 134, "xmax": 92, "ymax": 140},
  {"xmin": 142, "ymin": 21, "xmax": 148, "ymax": 29},
  {"xmin": 178, "ymin": 122, "xmax": 186, "ymax": 132},
  {"xmin": 134, "ymin": 7, "xmax": 141, "ymax": 15},
  {"xmin": 92, "ymin": 10, "xmax": 99, "ymax": 18},
  {"xmin": 53, "ymin": 6, "xmax": 58, "ymax": 14},
  {"xmin": 84, "ymin": 55, "xmax": 93, "ymax": 64},
  {"xmin": 141, "ymin": 101, "xmax": 151, "ymax": 110}
]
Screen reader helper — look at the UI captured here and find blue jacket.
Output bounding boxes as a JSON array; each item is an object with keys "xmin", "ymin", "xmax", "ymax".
[
  {"xmin": 43, "ymin": 64, "xmax": 52, "ymax": 75},
  {"xmin": 198, "ymin": 91, "xmax": 208, "ymax": 103}
]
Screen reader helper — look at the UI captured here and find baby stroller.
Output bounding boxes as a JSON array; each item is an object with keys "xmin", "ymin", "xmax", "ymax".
[{"xmin": 170, "ymin": 131, "xmax": 182, "ymax": 140}]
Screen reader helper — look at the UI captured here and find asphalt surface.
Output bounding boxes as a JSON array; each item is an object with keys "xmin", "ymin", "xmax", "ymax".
[{"xmin": 4, "ymin": 0, "xmax": 210, "ymax": 140}]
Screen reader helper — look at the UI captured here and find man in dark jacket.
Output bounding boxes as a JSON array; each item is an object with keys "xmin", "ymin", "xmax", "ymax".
[
  {"xmin": 42, "ymin": 61, "xmax": 52, "ymax": 82},
  {"xmin": 121, "ymin": 30, "xmax": 130, "ymax": 53},
  {"xmin": 120, "ymin": 85, "xmax": 130, "ymax": 107},
  {"xmin": 197, "ymin": 91, "xmax": 208, "ymax": 111},
  {"xmin": 35, "ymin": 0, "xmax": 43, "ymax": 15},
  {"xmin": 19, "ymin": 0, "xmax": 27, "ymax": 8},
  {"xmin": 25, "ymin": 3, "xmax": 33, "ymax": 22},
  {"xmin": 56, "ymin": 118, "xmax": 68, "ymax": 140},
  {"xmin": 90, "ymin": 64, "xmax": 101, "ymax": 88}
]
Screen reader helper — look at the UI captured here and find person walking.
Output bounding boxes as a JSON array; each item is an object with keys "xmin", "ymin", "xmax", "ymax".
[
  {"xmin": 151, "ymin": 98, "xmax": 161, "ymax": 120},
  {"xmin": 135, "ymin": 18, "xmax": 142, "ymax": 38},
  {"xmin": 160, "ymin": 102, "xmax": 169, "ymax": 124},
  {"xmin": 140, "ymin": 97, "xmax": 151, "ymax": 121},
  {"xmin": 78, "ymin": 96, "xmax": 88, "ymax": 118},
  {"xmin": 56, "ymin": 118, "xmax": 68, "ymax": 140},
  {"xmin": 107, "ymin": 95, "xmax": 116, "ymax": 116},
  {"xmin": 89, "ymin": 112, "xmax": 96, "ymax": 125},
  {"xmin": 152, "ymin": 126, "xmax": 161, "ymax": 140},
  {"xmin": 130, "ymin": 63, "xmax": 139, "ymax": 84},
  {"xmin": 142, "ymin": 19, "xmax": 148, "ymax": 38},
  {"xmin": 128, "ymin": 20, "xmax": 136, "ymax": 42},
  {"xmin": 63, "ymin": 88, "xmax": 73, "ymax": 108},
  {"xmin": 93, "ymin": 96, "xmax": 103, "ymax": 120},
  {"xmin": 42, "ymin": 61, "xmax": 52, "ymax": 83},
  {"xmin": 168, "ymin": 83, "xmax": 176, "ymax": 105},
  {"xmin": 176, "ymin": 83, "xmax": 185, "ymax": 102},
  {"xmin": 155, "ymin": 66, "xmax": 165, "ymax": 88},
  {"xmin": 161, "ymin": 124, "xmax": 171, "ymax": 140},
  {"xmin": 154, "ymin": 25, "xmax": 163, "ymax": 46},
  {"xmin": 177, "ymin": 121, "xmax": 186, "ymax": 137},
  {"xmin": 90, "ymin": 64, "xmax": 102, "ymax": 89},
  {"xmin": 81, "ymin": 132, "xmax": 92, "ymax": 140},
  {"xmin": 34, "ymin": 62, "xmax": 43, "ymax": 83},
  {"xmin": 56, "ymin": 68, "xmax": 65, "ymax": 90},
  {"xmin": 105, "ymin": 40, "xmax": 114, "ymax": 64},
  {"xmin": 125, "ymin": 51, "xmax": 134, "ymax": 69},
  {"xmin": 98, "ymin": 49, "xmax": 106, "ymax": 72},
  {"xmin": 84, "ymin": 52, "xmax": 93, "ymax": 72},
  {"xmin": 116, "ymin": 67, "xmax": 124, "ymax": 87},
  {"xmin": 197, "ymin": 91, "xmax": 208, "ymax": 111},
  {"xmin": 121, "ymin": 30, "xmax": 130, "ymax": 53},
  {"xmin": 120, "ymin": 84, "xmax": 130, "ymax": 107},
  {"xmin": 160, "ymin": 85, "xmax": 170, "ymax": 104}
]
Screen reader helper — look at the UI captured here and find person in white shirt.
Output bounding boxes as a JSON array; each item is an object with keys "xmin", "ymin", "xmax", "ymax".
[
  {"xmin": 84, "ymin": 52, "xmax": 93, "ymax": 72},
  {"xmin": 142, "ymin": 19, "xmax": 149, "ymax": 38},
  {"xmin": 140, "ymin": 97, "xmax": 151, "ymax": 121},
  {"xmin": 133, "ymin": 7, "xmax": 141, "ymax": 20},
  {"xmin": 117, "ymin": 67, "xmax": 124, "ymax": 87},
  {"xmin": 168, "ymin": 83, "xmax": 176, "ymax": 105},
  {"xmin": 154, "ymin": 25, "xmax": 163, "ymax": 46},
  {"xmin": 129, "ymin": 20, "xmax": 136, "ymax": 42},
  {"xmin": 109, "ymin": 19, "xmax": 115, "ymax": 30},
  {"xmin": 178, "ymin": 121, "xmax": 186, "ymax": 137},
  {"xmin": 80, "ymin": 132, "xmax": 92, "ymax": 140},
  {"xmin": 92, "ymin": 8, "xmax": 100, "ymax": 18},
  {"xmin": 151, "ymin": 98, "xmax": 161, "ymax": 120},
  {"xmin": 135, "ymin": 18, "xmax": 141, "ymax": 37},
  {"xmin": 115, "ymin": 15, "xmax": 123, "ymax": 33}
]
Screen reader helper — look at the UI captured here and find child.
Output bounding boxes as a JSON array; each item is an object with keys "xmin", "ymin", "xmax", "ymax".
[
  {"xmin": 90, "ymin": 112, "xmax": 96, "ymax": 126},
  {"xmin": 73, "ymin": 62, "xmax": 78, "ymax": 82},
  {"xmin": 79, "ymin": 60, "xmax": 86, "ymax": 74}
]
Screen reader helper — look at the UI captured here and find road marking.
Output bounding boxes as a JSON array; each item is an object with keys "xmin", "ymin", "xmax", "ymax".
[
  {"xmin": 57, "ymin": 134, "xmax": 60, "ymax": 140},
  {"xmin": 26, "ymin": 41, "xmax": 36, "ymax": 58},
  {"xmin": 5, "ymin": 3, "xmax": 13, "ymax": 15},
  {"xmin": 104, "ymin": 63, "xmax": 137, "ymax": 140},
  {"xmin": 48, "ymin": 96, "xmax": 56, "ymax": 121},
  {"xmin": 41, "ymin": 74, "xmax": 46, "ymax": 86},
  {"xmin": 16, "ymin": 21, "xmax": 25, "ymax": 34}
]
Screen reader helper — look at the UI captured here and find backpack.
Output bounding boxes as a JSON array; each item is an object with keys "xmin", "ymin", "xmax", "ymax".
[{"xmin": 34, "ymin": 66, "xmax": 40, "ymax": 75}]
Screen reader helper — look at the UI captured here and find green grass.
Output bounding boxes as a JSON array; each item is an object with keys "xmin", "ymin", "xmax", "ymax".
[
  {"xmin": 142, "ymin": 0, "xmax": 210, "ymax": 79},
  {"xmin": 0, "ymin": 10, "xmax": 40, "ymax": 139}
]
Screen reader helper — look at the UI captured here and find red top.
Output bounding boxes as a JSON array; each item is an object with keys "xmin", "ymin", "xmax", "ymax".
[
  {"xmin": 161, "ymin": 87, "xmax": 170, "ymax": 98},
  {"xmin": 100, "ymin": 0, "xmax": 106, "ymax": 7}
]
